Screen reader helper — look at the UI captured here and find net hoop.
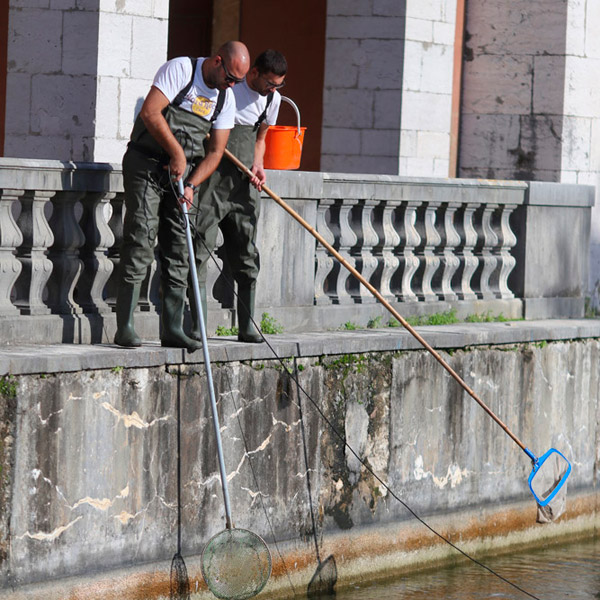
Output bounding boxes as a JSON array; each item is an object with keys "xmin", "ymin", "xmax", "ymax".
[
  {"xmin": 201, "ymin": 528, "xmax": 272, "ymax": 600},
  {"xmin": 528, "ymin": 448, "xmax": 572, "ymax": 507}
]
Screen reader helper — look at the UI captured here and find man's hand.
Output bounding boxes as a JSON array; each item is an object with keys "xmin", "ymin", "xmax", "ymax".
[{"xmin": 250, "ymin": 164, "xmax": 267, "ymax": 191}]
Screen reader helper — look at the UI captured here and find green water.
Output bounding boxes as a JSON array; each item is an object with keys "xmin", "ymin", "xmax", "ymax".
[{"xmin": 335, "ymin": 536, "xmax": 600, "ymax": 600}]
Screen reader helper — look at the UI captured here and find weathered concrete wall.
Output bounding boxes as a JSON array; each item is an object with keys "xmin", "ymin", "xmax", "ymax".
[{"xmin": 0, "ymin": 321, "xmax": 598, "ymax": 597}]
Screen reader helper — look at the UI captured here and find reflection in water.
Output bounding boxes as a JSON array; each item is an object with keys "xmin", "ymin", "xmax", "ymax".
[{"xmin": 336, "ymin": 536, "xmax": 600, "ymax": 600}]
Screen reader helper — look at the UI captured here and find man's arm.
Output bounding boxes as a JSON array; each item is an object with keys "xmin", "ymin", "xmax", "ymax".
[
  {"xmin": 249, "ymin": 122, "xmax": 270, "ymax": 191},
  {"xmin": 139, "ymin": 86, "xmax": 187, "ymax": 179}
]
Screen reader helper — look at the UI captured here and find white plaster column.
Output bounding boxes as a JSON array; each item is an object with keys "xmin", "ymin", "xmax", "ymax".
[{"xmin": 398, "ymin": 0, "xmax": 457, "ymax": 178}]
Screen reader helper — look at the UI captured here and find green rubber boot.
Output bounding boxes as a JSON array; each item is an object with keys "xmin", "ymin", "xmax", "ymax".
[
  {"xmin": 237, "ymin": 283, "xmax": 263, "ymax": 343},
  {"xmin": 189, "ymin": 284, "xmax": 208, "ymax": 342},
  {"xmin": 114, "ymin": 282, "xmax": 142, "ymax": 347},
  {"xmin": 161, "ymin": 286, "xmax": 202, "ymax": 352}
]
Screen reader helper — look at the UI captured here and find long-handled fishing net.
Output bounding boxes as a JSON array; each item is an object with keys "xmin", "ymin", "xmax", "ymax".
[
  {"xmin": 222, "ymin": 149, "xmax": 572, "ymax": 520},
  {"xmin": 177, "ymin": 180, "xmax": 272, "ymax": 600}
]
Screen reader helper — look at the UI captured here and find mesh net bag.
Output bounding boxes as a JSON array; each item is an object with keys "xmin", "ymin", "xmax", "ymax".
[
  {"xmin": 201, "ymin": 528, "xmax": 272, "ymax": 600},
  {"xmin": 307, "ymin": 555, "xmax": 338, "ymax": 598},
  {"xmin": 530, "ymin": 450, "xmax": 570, "ymax": 523}
]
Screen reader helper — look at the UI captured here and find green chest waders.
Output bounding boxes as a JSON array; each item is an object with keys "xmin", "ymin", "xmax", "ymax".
[
  {"xmin": 116, "ymin": 104, "xmax": 212, "ymax": 350},
  {"xmin": 190, "ymin": 124, "xmax": 263, "ymax": 342}
]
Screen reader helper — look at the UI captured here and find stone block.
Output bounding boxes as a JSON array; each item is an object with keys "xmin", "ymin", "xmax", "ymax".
[
  {"xmin": 462, "ymin": 54, "xmax": 533, "ymax": 115},
  {"xmin": 50, "ymin": 0, "xmax": 77, "ymax": 8},
  {"xmin": 585, "ymin": 0, "xmax": 600, "ymax": 59},
  {"xmin": 459, "ymin": 113, "xmax": 521, "ymax": 170},
  {"xmin": 560, "ymin": 116, "xmax": 592, "ymax": 172},
  {"xmin": 118, "ymin": 78, "xmax": 150, "ymax": 138},
  {"xmin": 400, "ymin": 90, "xmax": 452, "ymax": 133},
  {"xmin": 358, "ymin": 40, "xmax": 406, "ymax": 89},
  {"xmin": 432, "ymin": 157, "xmax": 450, "ymax": 177},
  {"xmin": 417, "ymin": 131, "xmax": 450, "ymax": 159},
  {"xmin": 62, "ymin": 10, "xmax": 100, "ymax": 75},
  {"xmin": 406, "ymin": 0, "xmax": 449, "ymax": 22},
  {"xmin": 405, "ymin": 18, "xmax": 433, "ymax": 43},
  {"xmin": 590, "ymin": 119, "xmax": 600, "ymax": 169},
  {"xmin": 320, "ymin": 128, "xmax": 361, "ymax": 154},
  {"xmin": 466, "ymin": 0, "xmax": 568, "ymax": 57},
  {"xmin": 564, "ymin": 56, "xmax": 600, "ymax": 118},
  {"xmin": 153, "ymin": 0, "xmax": 169, "ymax": 19},
  {"xmin": 433, "ymin": 21, "xmax": 456, "ymax": 46},
  {"xmin": 93, "ymin": 137, "xmax": 128, "ymax": 164},
  {"xmin": 119, "ymin": 0, "xmax": 153, "ymax": 16},
  {"xmin": 417, "ymin": 42, "xmax": 453, "ymax": 95},
  {"xmin": 321, "ymin": 154, "xmax": 399, "ymax": 175},
  {"xmin": 399, "ymin": 130, "xmax": 417, "ymax": 157},
  {"xmin": 327, "ymin": 0, "xmax": 373, "ymax": 16},
  {"xmin": 31, "ymin": 74, "xmax": 97, "ymax": 138},
  {"xmin": 70, "ymin": 134, "xmax": 95, "ymax": 162},
  {"xmin": 4, "ymin": 73, "xmax": 31, "ymax": 136},
  {"xmin": 373, "ymin": 90, "xmax": 402, "ymax": 129},
  {"xmin": 373, "ymin": 0, "xmax": 407, "ymax": 17},
  {"xmin": 322, "ymin": 88, "xmax": 374, "ymax": 128},
  {"xmin": 324, "ymin": 39, "xmax": 360, "ymax": 88},
  {"xmin": 131, "ymin": 17, "xmax": 168, "ymax": 80},
  {"xmin": 97, "ymin": 12, "xmax": 132, "ymax": 77},
  {"xmin": 566, "ymin": 0, "xmax": 586, "ymax": 56},
  {"xmin": 327, "ymin": 16, "xmax": 406, "ymax": 40},
  {"xmin": 95, "ymin": 76, "xmax": 120, "ymax": 139},
  {"xmin": 361, "ymin": 129, "xmax": 400, "ymax": 156},
  {"xmin": 532, "ymin": 55, "xmax": 567, "ymax": 115},
  {"xmin": 7, "ymin": 8, "xmax": 62, "ymax": 74},
  {"xmin": 3, "ymin": 134, "xmax": 72, "ymax": 160},
  {"xmin": 399, "ymin": 156, "xmax": 435, "ymax": 177},
  {"xmin": 11, "ymin": 0, "xmax": 51, "ymax": 7}
]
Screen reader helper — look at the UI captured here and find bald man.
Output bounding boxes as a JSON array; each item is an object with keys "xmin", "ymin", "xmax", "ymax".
[{"xmin": 114, "ymin": 41, "xmax": 250, "ymax": 350}]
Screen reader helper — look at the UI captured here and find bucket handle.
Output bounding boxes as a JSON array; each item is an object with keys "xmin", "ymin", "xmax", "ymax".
[{"xmin": 281, "ymin": 96, "xmax": 301, "ymax": 138}]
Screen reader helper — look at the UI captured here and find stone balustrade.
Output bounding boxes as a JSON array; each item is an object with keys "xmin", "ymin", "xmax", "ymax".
[{"xmin": 0, "ymin": 159, "xmax": 593, "ymax": 344}]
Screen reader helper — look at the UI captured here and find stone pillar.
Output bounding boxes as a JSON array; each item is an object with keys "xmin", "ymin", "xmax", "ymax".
[{"xmin": 4, "ymin": 1, "xmax": 168, "ymax": 163}]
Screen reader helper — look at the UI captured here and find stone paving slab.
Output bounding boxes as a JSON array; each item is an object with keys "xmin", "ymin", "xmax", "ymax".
[{"xmin": 1, "ymin": 319, "xmax": 600, "ymax": 376}]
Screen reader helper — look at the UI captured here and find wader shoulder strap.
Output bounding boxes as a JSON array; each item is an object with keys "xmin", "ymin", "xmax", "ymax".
[
  {"xmin": 171, "ymin": 56, "xmax": 225, "ymax": 121},
  {"xmin": 172, "ymin": 57, "xmax": 198, "ymax": 107},
  {"xmin": 254, "ymin": 92, "xmax": 274, "ymax": 129}
]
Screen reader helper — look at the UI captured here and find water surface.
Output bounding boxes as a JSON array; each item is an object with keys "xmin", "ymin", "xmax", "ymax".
[{"xmin": 335, "ymin": 536, "xmax": 600, "ymax": 600}]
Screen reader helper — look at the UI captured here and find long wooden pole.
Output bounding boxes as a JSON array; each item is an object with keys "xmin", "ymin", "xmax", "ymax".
[{"xmin": 223, "ymin": 148, "xmax": 528, "ymax": 454}]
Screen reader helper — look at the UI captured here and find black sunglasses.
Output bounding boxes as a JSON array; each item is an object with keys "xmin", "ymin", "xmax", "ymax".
[
  {"xmin": 260, "ymin": 74, "xmax": 286, "ymax": 89},
  {"xmin": 218, "ymin": 56, "xmax": 244, "ymax": 84}
]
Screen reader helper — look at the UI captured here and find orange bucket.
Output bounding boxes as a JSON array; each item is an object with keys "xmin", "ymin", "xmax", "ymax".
[{"xmin": 264, "ymin": 96, "xmax": 306, "ymax": 170}]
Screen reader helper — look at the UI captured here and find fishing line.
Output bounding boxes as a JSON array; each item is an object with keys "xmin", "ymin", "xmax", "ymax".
[
  {"xmin": 219, "ymin": 362, "xmax": 300, "ymax": 598},
  {"xmin": 193, "ymin": 236, "xmax": 543, "ymax": 600}
]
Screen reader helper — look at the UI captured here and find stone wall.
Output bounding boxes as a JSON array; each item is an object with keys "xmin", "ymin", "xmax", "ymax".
[
  {"xmin": 4, "ymin": 0, "xmax": 168, "ymax": 162},
  {"xmin": 0, "ymin": 322, "xmax": 598, "ymax": 597}
]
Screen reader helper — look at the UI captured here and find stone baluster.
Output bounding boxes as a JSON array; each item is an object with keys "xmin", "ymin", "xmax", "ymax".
[
  {"xmin": 335, "ymin": 199, "xmax": 358, "ymax": 304},
  {"xmin": 0, "ymin": 189, "xmax": 24, "ymax": 316},
  {"xmin": 414, "ymin": 202, "xmax": 441, "ymax": 302},
  {"xmin": 105, "ymin": 193, "xmax": 124, "ymax": 308},
  {"xmin": 432, "ymin": 202, "xmax": 461, "ymax": 301},
  {"xmin": 497, "ymin": 204, "xmax": 518, "ymax": 299},
  {"xmin": 454, "ymin": 203, "xmax": 479, "ymax": 301},
  {"xmin": 14, "ymin": 190, "xmax": 54, "ymax": 315},
  {"xmin": 371, "ymin": 200, "xmax": 400, "ymax": 302},
  {"xmin": 46, "ymin": 191, "xmax": 85, "ymax": 314},
  {"xmin": 208, "ymin": 227, "xmax": 226, "ymax": 309},
  {"xmin": 314, "ymin": 199, "xmax": 335, "ymax": 305},
  {"xmin": 477, "ymin": 204, "xmax": 499, "ymax": 300},
  {"xmin": 76, "ymin": 192, "xmax": 116, "ymax": 314},
  {"xmin": 352, "ymin": 199, "xmax": 379, "ymax": 304},
  {"xmin": 393, "ymin": 201, "xmax": 420, "ymax": 302}
]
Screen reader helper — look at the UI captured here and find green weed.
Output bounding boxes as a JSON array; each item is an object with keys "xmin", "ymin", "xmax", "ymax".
[
  {"xmin": 216, "ymin": 324, "xmax": 239, "ymax": 336},
  {"xmin": 367, "ymin": 316, "xmax": 383, "ymax": 329},
  {"xmin": 0, "ymin": 376, "xmax": 17, "ymax": 398},
  {"xmin": 260, "ymin": 312, "xmax": 283, "ymax": 334}
]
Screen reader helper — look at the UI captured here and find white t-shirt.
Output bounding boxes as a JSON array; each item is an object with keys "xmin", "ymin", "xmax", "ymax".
[
  {"xmin": 232, "ymin": 80, "xmax": 281, "ymax": 127},
  {"xmin": 152, "ymin": 57, "xmax": 236, "ymax": 130}
]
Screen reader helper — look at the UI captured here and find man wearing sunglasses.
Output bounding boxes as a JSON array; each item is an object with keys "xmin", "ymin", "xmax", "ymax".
[
  {"xmin": 114, "ymin": 41, "xmax": 250, "ymax": 350},
  {"xmin": 189, "ymin": 49, "xmax": 287, "ymax": 343}
]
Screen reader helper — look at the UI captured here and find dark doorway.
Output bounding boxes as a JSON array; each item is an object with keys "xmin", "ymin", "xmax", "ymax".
[
  {"xmin": 240, "ymin": 0, "xmax": 326, "ymax": 171},
  {"xmin": 168, "ymin": 0, "xmax": 213, "ymax": 59}
]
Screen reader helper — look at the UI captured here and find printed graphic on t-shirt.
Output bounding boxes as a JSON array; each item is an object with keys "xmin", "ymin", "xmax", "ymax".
[{"xmin": 192, "ymin": 96, "xmax": 214, "ymax": 117}]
